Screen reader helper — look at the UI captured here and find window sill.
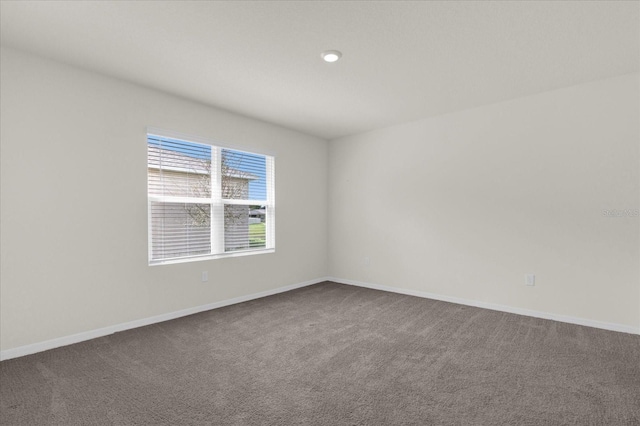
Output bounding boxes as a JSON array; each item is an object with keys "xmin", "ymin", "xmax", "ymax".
[{"xmin": 149, "ymin": 248, "xmax": 275, "ymax": 266}]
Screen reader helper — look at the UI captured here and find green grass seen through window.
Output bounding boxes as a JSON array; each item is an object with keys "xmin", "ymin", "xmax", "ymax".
[{"xmin": 249, "ymin": 222, "xmax": 266, "ymax": 247}]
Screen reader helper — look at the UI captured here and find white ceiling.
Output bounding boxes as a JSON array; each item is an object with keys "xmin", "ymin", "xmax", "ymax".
[{"xmin": 1, "ymin": 1, "xmax": 638, "ymax": 140}]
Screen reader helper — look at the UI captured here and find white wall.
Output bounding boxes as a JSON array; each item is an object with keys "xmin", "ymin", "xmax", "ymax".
[
  {"xmin": 329, "ymin": 73, "xmax": 640, "ymax": 331},
  {"xmin": 0, "ymin": 47, "xmax": 329, "ymax": 352}
]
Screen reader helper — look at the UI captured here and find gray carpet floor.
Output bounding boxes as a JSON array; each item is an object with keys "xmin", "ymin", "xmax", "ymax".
[{"xmin": 1, "ymin": 281, "xmax": 639, "ymax": 425}]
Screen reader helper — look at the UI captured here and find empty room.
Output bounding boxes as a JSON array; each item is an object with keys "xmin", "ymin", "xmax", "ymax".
[{"xmin": 1, "ymin": 1, "xmax": 639, "ymax": 425}]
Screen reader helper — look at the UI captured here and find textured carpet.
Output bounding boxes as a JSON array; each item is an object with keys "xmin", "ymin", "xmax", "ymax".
[{"xmin": 1, "ymin": 282, "xmax": 639, "ymax": 425}]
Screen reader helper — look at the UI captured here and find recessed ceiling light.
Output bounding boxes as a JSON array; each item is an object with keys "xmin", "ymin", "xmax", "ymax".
[{"xmin": 321, "ymin": 50, "xmax": 342, "ymax": 63}]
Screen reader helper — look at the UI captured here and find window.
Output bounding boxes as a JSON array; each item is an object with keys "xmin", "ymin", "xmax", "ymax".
[{"xmin": 147, "ymin": 132, "xmax": 275, "ymax": 264}]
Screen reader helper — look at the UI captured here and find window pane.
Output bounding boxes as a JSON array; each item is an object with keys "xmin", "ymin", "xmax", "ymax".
[
  {"xmin": 221, "ymin": 149, "xmax": 267, "ymax": 200},
  {"xmin": 224, "ymin": 204, "xmax": 266, "ymax": 251},
  {"xmin": 148, "ymin": 136, "xmax": 211, "ymax": 198},
  {"xmin": 150, "ymin": 202, "xmax": 211, "ymax": 260}
]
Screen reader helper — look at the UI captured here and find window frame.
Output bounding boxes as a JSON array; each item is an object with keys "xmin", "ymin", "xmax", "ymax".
[{"xmin": 147, "ymin": 128, "xmax": 275, "ymax": 265}]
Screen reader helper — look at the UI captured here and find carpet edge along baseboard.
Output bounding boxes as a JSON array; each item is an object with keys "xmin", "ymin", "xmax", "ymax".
[{"xmin": 2, "ymin": 276, "xmax": 638, "ymax": 361}]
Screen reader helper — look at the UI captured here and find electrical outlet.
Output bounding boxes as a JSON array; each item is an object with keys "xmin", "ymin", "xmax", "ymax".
[
  {"xmin": 201, "ymin": 271, "xmax": 208, "ymax": 282},
  {"xmin": 525, "ymin": 274, "xmax": 535, "ymax": 286},
  {"xmin": 364, "ymin": 257, "xmax": 371, "ymax": 267}
]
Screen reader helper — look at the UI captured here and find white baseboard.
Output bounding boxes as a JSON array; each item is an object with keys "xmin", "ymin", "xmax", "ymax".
[
  {"xmin": 0, "ymin": 277, "xmax": 330, "ymax": 361},
  {"xmin": 3, "ymin": 276, "xmax": 636, "ymax": 361},
  {"xmin": 328, "ymin": 276, "xmax": 640, "ymax": 336}
]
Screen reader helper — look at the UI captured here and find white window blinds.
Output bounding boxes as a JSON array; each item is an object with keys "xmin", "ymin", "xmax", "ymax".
[{"xmin": 147, "ymin": 133, "xmax": 275, "ymax": 264}]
